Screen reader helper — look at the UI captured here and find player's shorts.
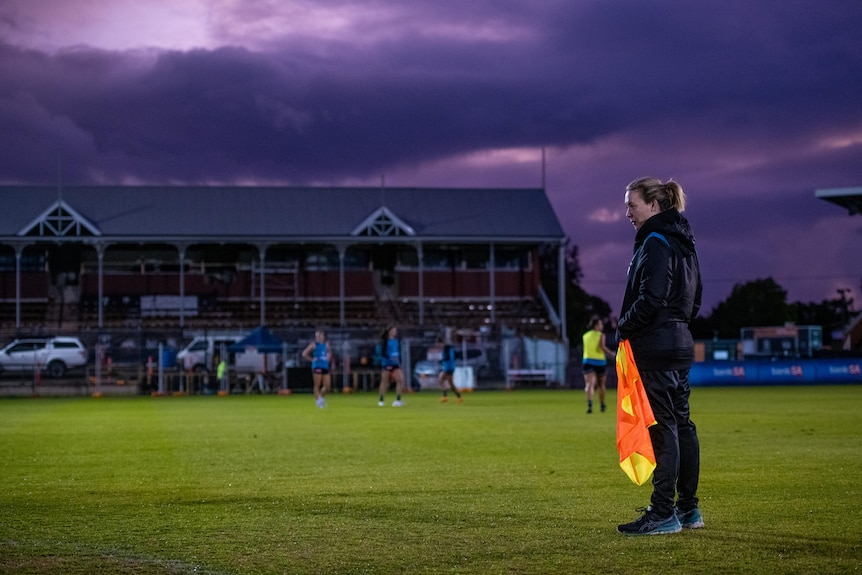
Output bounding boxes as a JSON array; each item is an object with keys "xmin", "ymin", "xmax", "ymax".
[
  {"xmin": 441, "ymin": 369, "xmax": 455, "ymax": 376},
  {"xmin": 582, "ymin": 363, "xmax": 607, "ymax": 376},
  {"xmin": 384, "ymin": 364, "xmax": 401, "ymax": 372},
  {"xmin": 313, "ymin": 367, "xmax": 330, "ymax": 375}
]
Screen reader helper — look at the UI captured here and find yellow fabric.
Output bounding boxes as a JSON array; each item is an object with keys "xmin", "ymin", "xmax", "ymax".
[{"xmin": 582, "ymin": 330, "xmax": 605, "ymax": 362}]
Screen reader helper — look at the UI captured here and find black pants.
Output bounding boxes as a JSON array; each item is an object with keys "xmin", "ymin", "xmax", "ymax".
[{"xmin": 640, "ymin": 368, "xmax": 700, "ymax": 518}]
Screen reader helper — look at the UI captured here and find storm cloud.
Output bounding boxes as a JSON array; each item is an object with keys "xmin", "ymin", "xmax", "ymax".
[{"xmin": 1, "ymin": 0, "xmax": 860, "ymax": 312}]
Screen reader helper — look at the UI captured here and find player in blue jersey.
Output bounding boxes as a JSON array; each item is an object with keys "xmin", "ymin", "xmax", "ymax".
[
  {"xmin": 377, "ymin": 324, "xmax": 405, "ymax": 406},
  {"xmin": 302, "ymin": 329, "xmax": 333, "ymax": 408},
  {"xmin": 437, "ymin": 337, "xmax": 463, "ymax": 403}
]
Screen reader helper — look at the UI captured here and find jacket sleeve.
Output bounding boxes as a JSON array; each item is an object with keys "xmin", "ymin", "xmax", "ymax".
[{"xmin": 618, "ymin": 241, "xmax": 673, "ymax": 340}]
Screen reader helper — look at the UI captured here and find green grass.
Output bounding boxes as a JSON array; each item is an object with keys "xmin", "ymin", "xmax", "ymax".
[{"xmin": 1, "ymin": 386, "xmax": 860, "ymax": 574}]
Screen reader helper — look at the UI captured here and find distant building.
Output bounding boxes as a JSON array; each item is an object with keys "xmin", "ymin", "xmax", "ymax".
[
  {"xmin": 0, "ymin": 185, "xmax": 568, "ymax": 338},
  {"xmin": 740, "ymin": 325, "xmax": 823, "ymax": 359}
]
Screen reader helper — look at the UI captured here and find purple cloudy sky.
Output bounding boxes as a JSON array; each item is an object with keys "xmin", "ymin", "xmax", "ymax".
[{"xmin": 1, "ymin": 0, "xmax": 860, "ymax": 315}]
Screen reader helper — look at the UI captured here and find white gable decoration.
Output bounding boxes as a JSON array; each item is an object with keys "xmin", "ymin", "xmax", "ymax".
[
  {"xmin": 351, "ymin": 206, "xmax": 415, "ymax": 237},
  {"xmin": 18, "ymin": 200, "xmax": 101, "ymax": 237}
]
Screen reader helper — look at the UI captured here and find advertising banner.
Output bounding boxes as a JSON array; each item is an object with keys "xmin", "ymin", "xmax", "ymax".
[{"xmin": 692, "ymin": 359, "xmax": 862, "ymax": 386}]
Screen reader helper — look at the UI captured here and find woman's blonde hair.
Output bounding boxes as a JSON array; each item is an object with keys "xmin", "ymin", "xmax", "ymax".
[{"xmin": 626, "ymin": 177, "xmax": 686, "ymax": 212}]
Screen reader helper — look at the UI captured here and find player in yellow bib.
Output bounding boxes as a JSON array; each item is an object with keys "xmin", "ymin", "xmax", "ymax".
[{"xmin": 582, "ymin": 315, "xmax": 615, "ymax": 413}]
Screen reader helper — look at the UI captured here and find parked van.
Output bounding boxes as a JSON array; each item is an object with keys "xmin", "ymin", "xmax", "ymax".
[{"xmin": 176, "ymin": 332, "xmax": 286, "ymax": 374}]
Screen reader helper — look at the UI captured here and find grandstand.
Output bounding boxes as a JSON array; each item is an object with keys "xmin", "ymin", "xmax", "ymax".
[{"xmin": 0, "ymin": 186, "xmax": 567, "ymax": 345}]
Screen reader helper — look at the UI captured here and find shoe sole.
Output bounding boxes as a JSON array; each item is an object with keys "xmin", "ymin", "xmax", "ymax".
[{"xmin": 618, "ymin": 525, "xmax": 682, "ymax": 535}]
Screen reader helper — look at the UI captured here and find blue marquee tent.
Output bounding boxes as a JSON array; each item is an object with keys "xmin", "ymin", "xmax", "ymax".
[
  {"xmin": 228, "ymin": 326, "xmax": 285, "ymax": 353},
  {"xmin": 227, "ymin": 326, "xmax": 290, "ymax": 392}
]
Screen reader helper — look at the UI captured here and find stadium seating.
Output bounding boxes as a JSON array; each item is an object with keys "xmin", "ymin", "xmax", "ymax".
[{"xmin": 58, "ymin": 293, "xmax": 554, "ymax": 336}]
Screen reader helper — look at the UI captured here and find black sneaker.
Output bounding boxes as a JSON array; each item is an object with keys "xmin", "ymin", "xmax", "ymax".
[
  {"xmin": 617, "ymin": 507, "xmax": 682, "ymax": 535},
  {"xmin": 675, "ymin": 506, "xmax": 705, "ymax": 529}
]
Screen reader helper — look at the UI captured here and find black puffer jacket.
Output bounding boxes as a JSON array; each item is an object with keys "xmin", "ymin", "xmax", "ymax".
[{"xmin": 617, "ymin": 208, "xmax": 702, "ymax": 371}]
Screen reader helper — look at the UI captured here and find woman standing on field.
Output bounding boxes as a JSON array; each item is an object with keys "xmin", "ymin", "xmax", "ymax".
[
  {"xmin": 302, "ymin": 329, "xmax": 333, "ymax": 408},
  {"xmin": 616, "ymin": 177, "xmax": 704, "ymax": 536},
  {"xmin": 377, "ymin": 324, "xmax": 405, "ymax": 407}
]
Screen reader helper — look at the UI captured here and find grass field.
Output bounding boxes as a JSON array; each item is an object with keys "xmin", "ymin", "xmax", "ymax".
[{"xmin": 1, "ymin": 386, "xmax": 860, "ymax": 574}]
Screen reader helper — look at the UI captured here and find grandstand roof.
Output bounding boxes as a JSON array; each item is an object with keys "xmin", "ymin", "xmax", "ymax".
[
  {"xmin": 816, "ymin": 186, "xmax": 862, "ymax": 216},
  {"xmin": 0, "ymin": 185, "xmax": 565, "ymax": 244}
]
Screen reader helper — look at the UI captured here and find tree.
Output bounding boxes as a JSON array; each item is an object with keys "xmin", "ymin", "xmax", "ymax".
[
  {"xmin": 539, "ymin": 239, "xmax": 611, "ymax": 342},
  {"xmin": 708, "ymin": 278, "xmax": 793, "ymax": 339},
  {"xmin": 791, "ymin": 292, "xmax": 856, "ymax": 349}
]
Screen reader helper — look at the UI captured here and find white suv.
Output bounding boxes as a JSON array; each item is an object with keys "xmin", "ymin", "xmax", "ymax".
[{"xmin": 0, "ymin": 336, "xmax": 88, "ymax": 378}]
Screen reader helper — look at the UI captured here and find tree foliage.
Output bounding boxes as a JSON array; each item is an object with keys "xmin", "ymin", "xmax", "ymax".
[
  {"xmin": 540, "ymin": 237, "xmax": 855, "ymax": 350},
  {"xmin": 704, "ymin": 278, "xmax": 792, "ymax": 339},
  {"xmin": 790, "ymin": 292, "xmax": 854, "ymax": 345},
  {"xmin": 693, "ymin": 277, "xmax": 855, "ymax": 345},
  {"xmin": 539, "ymin": 240, "xmax": 611, "ymax": 341}
]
